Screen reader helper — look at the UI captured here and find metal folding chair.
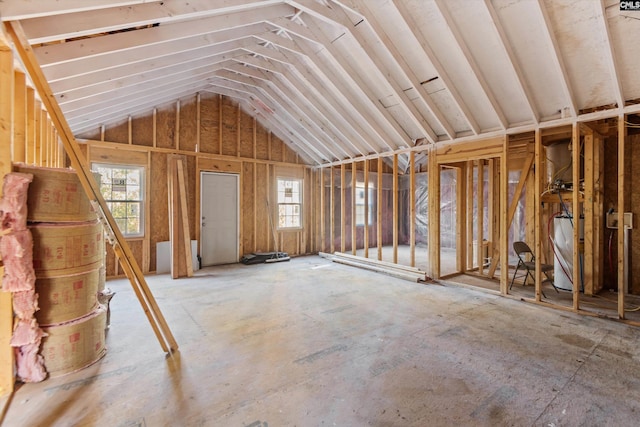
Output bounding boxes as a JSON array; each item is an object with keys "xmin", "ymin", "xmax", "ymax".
[{"xmin": 509, "ymin": 241, "xmax": 558, "ymax": 297}]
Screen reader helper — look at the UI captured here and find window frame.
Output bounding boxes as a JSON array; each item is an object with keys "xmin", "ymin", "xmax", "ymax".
[
  {"xmin": 354, "ymin": 182, "xmax": 374, "ymax": 227},
  {"xmin": 276, "ymin": 177, "xmax": 303, "ymax": 230},
  {"xmin": 92, "ymin": 162, "xmax": 145, "ymax": 238}
]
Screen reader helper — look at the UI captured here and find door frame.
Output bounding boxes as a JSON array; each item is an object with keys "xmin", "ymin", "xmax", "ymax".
[{"xmin": 199, "ymin": 171, "xmax": 240, "ymax": 266}]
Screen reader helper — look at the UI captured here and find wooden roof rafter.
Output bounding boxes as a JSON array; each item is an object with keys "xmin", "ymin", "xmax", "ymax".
[
  {"xmin": 293, "ymin": 0, "xmax": 442, "ymax": 143},
  {"xmin": 483, "ymin": 0, "xmax": 540, "ymax": 125},
  {"xmin": 387, "ymin": 0, "xmax": 480, "ymax": 137},
  {"xmin": 213, "ymin": 68, "xmax": 352, "ymax": 159}
]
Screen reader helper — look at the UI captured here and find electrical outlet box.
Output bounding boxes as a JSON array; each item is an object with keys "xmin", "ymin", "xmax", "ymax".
[{"xmin": 606, "ymin": 212, "xmax": 633, "ymax": 229}]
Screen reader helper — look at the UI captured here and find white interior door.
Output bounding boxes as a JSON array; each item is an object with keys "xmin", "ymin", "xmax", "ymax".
[{"xmin": 200, "ymin": 172, "xmax": 239, "ymax": 266}]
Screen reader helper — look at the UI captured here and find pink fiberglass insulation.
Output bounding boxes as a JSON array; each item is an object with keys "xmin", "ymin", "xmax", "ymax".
[
  {"xmin": 13, "ymin": 289, "xmax": 39, "ymax": 319},
  {"xmin": 10, "ymin": 318, "xmax": 46, "ymax": 347},
  {"xmin": 0, "ymin": 229, "xmax": 36, "ymax": 292},
  {"xmin": 0, "ymin": 172, "xmax": 33, "ymax": 232},
  {"xmin": 15, "ymin": 342, "xmax": 47, "ymax": 383},
  {"xmin": 0, "ymin": 172, "xmax": 47, "ymax": 382}
]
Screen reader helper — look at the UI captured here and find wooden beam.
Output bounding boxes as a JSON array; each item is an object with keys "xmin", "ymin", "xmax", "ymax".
[
  {"xmin": 456, "ymin": 165, "xmax": 464, "ymax": 273},
  {"xmin": 7, "ymin": 21, "xmax": 178, "ymax": 354},
  {"xmin": 320, "ymin": 167, "xmax": 325, "ymax": 253},
  {"xmin": 618, "ymin": 116, "xmax": 625, "ymax": 318},
  {"xmin": 196, "ymin": 93, "xmax": 201, "ymax": 153},
  {"xmin": 572, "ymin": 123, "xmax": 580, "ymax": 311},
  {"xmin": 466, "ymin": 161, "xmax": 473, "ymax": 271},
  {"xmin": 13, "ymin": 70, "xmax": 26, "ymax": 163},
  {"xmin": 176, "ymin": 101, "xmax": 181, "ymax": 150},
  {"xmin": 428, "ymin": 147, "xmax": 440, "ymax": 278},
  {"xmin": 218, "ymin": 94, "xmax": 223, "ymax": 155},
  {"xmin": 364, "ymin": 159, "xmax": 369, "ymax": 258},
  {"xmin": 341, "ymin": 163, "xmax": 346, "ymax": 254},
  {"xmin": 534, "ymin": 130, "xmax": 543, "ymax": 301},
  {"xmin": 500, "ymin": 137, "xmax": 509, "ymax": 294},
  {"xmin": 330, "ymin": 166, "xmax": 335, "ymax": 254},
  {"xmin": 393, "ymin": 154, "xmax": 398, "ymax": 264},
  {"xmin": 26, "ymin": 87, "xmax": 36, "ymax": 165},
  {"xmin": 583, "ymin": 131, "xmax": 595, "ymax": 296},
  {"xmin": 0, "ymin": 35, "xmax": 14, "ymax": 397},
  {"xmin": 176, "ymin": 158, "xmax": 193, "ymax": 277},
  {"xmin": 477, "ymin": 159, "xmax": 485, "ymax": 275},
  {"xmin": 410, "ymin": 152, "xmax": 416, "ymax": 267},
  {"xmin": 352, "ymin": 161, "xmax": 357, "ymax": 255},
  {"xmin": 377, "ymin": 156, "xmax": 383, "ymax": 261},
  {"xmin": 168, "ymin": 158, "xmax": 179, "ymax": 278}
]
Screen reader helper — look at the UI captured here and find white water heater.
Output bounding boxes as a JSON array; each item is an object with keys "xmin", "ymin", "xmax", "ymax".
[{"xmin": 553, "ymin": 216, "xmax": 583, "ymax": 291}]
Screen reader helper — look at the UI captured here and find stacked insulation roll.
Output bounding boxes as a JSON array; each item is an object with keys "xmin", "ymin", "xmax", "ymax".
[
  {"xmin": 15, "ymin": 164, "xmax": 107, "ymax": 378},
  {"xmin": 0, "ymin": 172, "xmax": 47, "ymax": 383}
]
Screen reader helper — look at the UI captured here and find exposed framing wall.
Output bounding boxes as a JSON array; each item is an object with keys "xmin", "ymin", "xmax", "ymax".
[{"xmin": 78, "ymin": 93, "xmax": 311, "ymax": 277}]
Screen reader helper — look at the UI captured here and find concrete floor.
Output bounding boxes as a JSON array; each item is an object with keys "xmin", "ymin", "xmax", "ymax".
[{"xmin": 3, "ymin": 255, "xmax": 640, "ymax": 426}]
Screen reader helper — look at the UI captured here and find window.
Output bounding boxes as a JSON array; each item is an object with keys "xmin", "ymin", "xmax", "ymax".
[
  {"xmin": 92, "ymin": 163, "xmax": 144, "ymax": 237},
  {"xmin": 355, "ymin": 182, "xmax": 374, "ymax": 226},
  {"xmin": 277, "ymin": 178, "xmax": 302, "ymax": 229}
]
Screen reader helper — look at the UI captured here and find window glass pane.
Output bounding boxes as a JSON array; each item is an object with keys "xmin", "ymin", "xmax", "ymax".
[
  {"xmin": 276, "ymin": 178, "xmax": 302, "ymax": 229},
  {"xmin": 92, "ymin": 163, "xmax": 145, "ymax": 237}
]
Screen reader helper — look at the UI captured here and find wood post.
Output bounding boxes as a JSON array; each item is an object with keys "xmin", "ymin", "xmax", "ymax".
[
  {"xmin": 500, "ymin": 137, "xmax": 509, "ymax": 294},
  {"xmin": 341, "ymin": 163, "xmax": 346, "ymax": 254},
  {"xmin": 618, "ymin": 116, "xmax": 626, "ymax": 318},
  {"xmin": 364, "ymin": 159, "xmax": 369, "ymax": 258},
  {"xmin": 534, "ymin": 130, "xmax": 543, "ymax": 301},
  {"xmin": 572, "ymin": 123, "xmax": 580, "ymax": 311},
  {"xmin": 377, "ymin": 156, "xmax": 383, "ymax": 261},
  {"xmin": 393, "ymin": 154, "xmax": 398, "ymax": 264},
  {"xmin": 0, "ymin": 33, "xmax": 14, "ymax": 396},
  {"xmin": 352, "ymin": 161, "xmax": 357, "ymax": 255},
  {"xmin": 410, "ymin": 152, "xmax": 416, "ymax": 267}
]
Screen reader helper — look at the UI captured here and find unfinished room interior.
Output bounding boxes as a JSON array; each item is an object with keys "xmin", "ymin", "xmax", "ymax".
[{"xmin": 2, "ymin": 0, "xmax": 640, "ymax": 425}]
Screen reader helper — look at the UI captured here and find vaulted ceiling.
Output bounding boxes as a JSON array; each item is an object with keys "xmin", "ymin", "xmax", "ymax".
[{"xmin": 2, "ymin": 0, "xmax": 639, "ymax": 167}]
